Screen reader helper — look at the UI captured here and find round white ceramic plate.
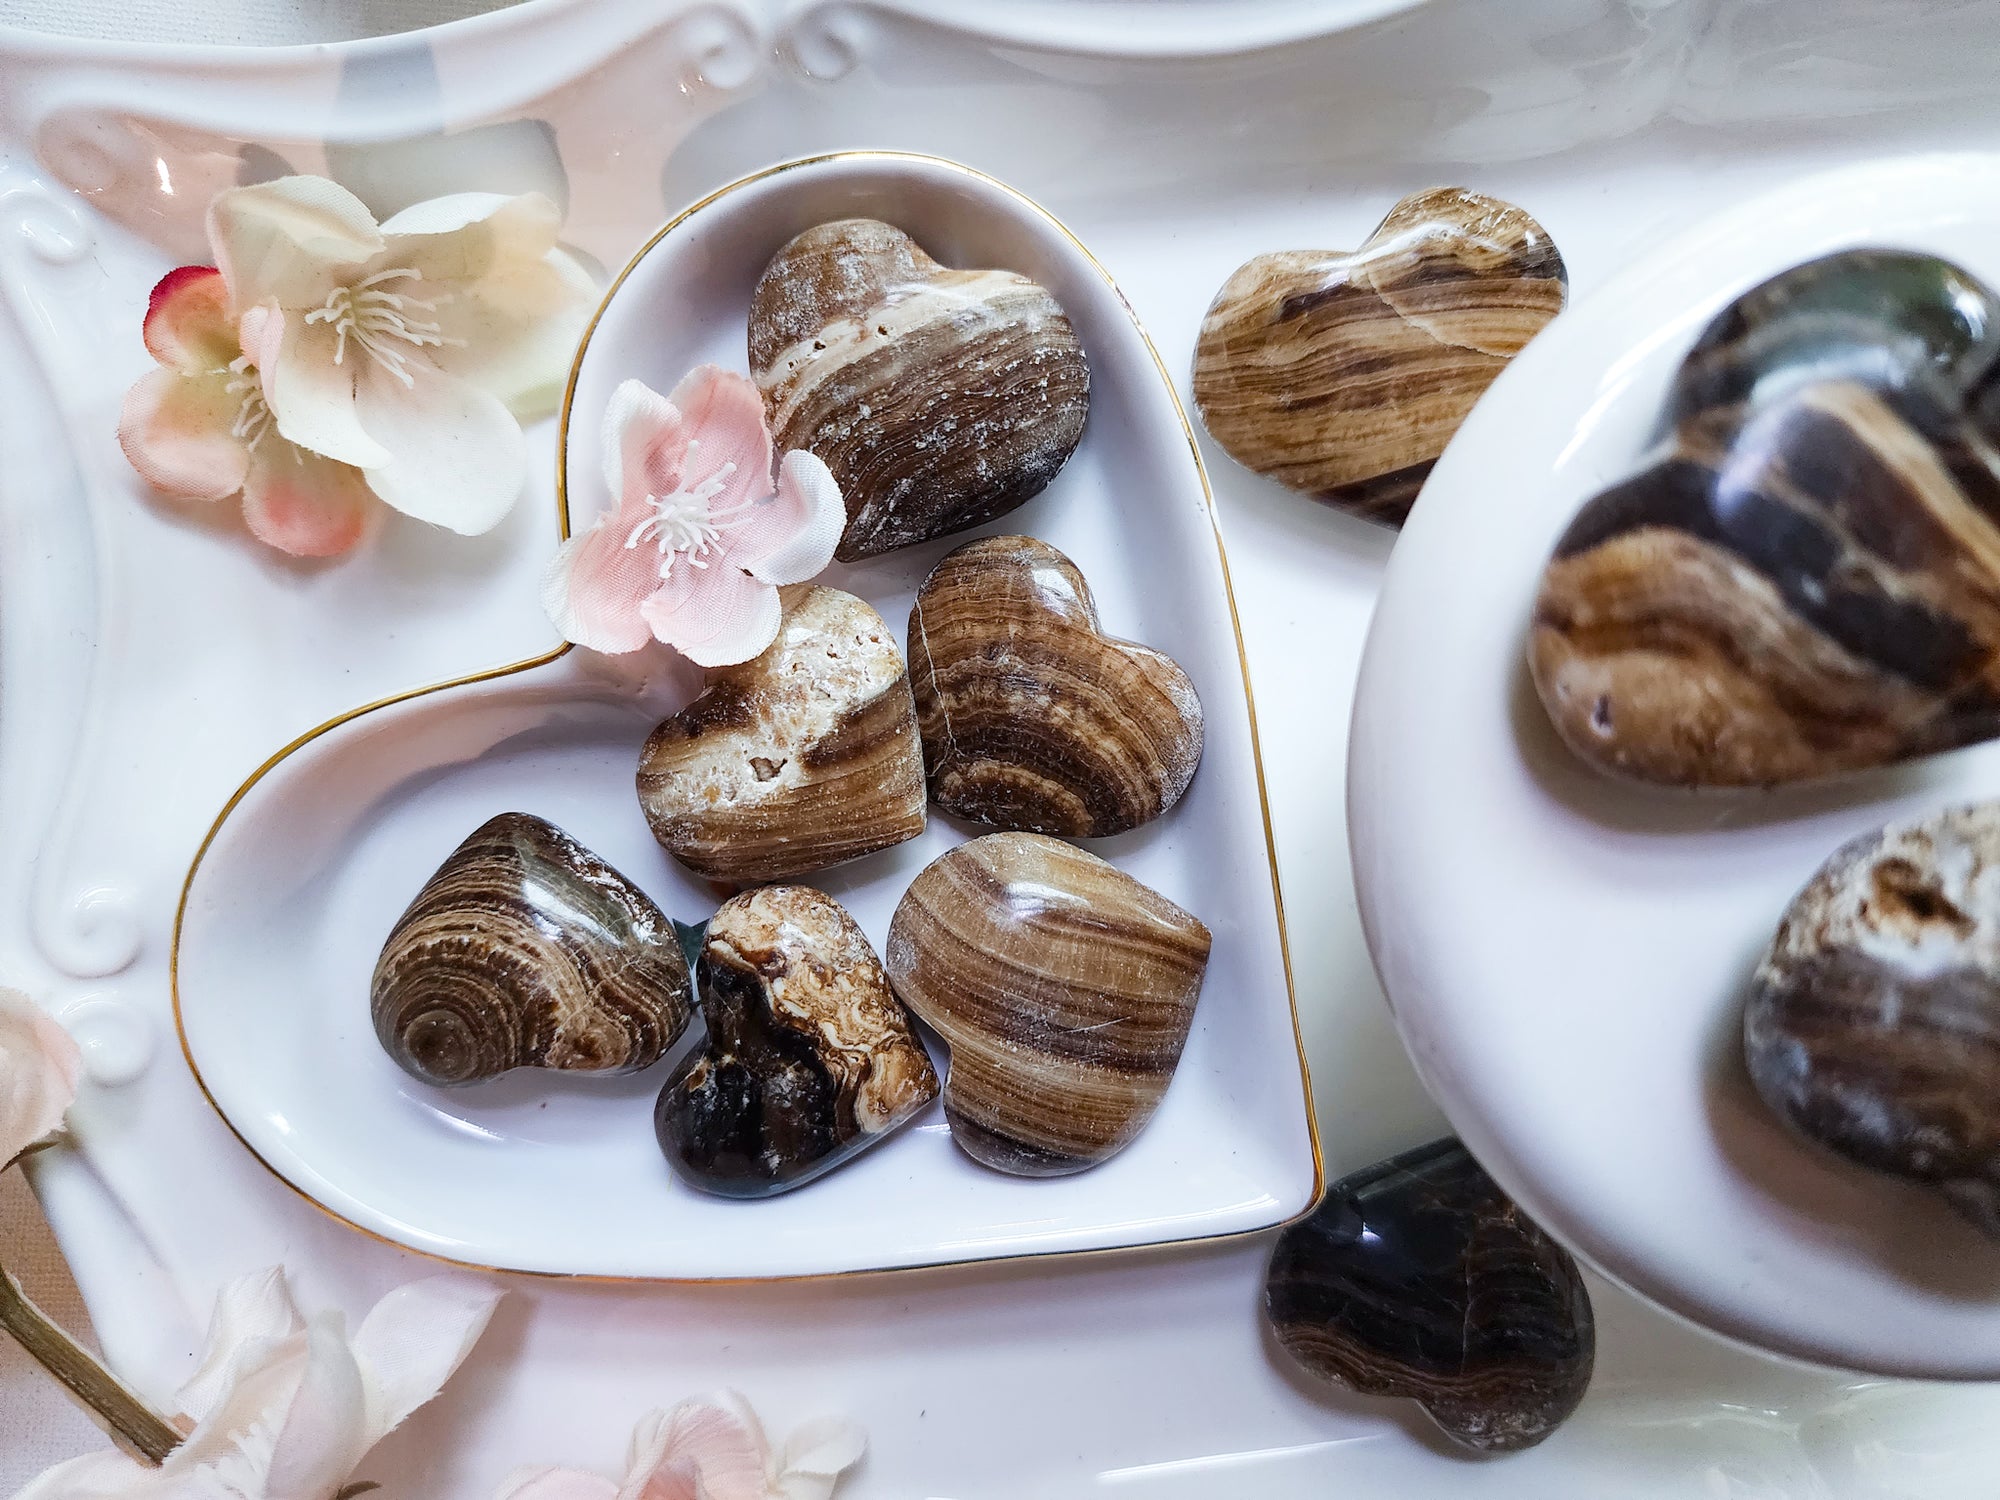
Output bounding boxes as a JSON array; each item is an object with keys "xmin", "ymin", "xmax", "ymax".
[
  {"xmin": 1349, "ymin": 151, "xmax": 2000, "ymax": 1379},
  {"xmin": 172, "ymin": 152, "xmax": 1318, "ymax": 1280}
]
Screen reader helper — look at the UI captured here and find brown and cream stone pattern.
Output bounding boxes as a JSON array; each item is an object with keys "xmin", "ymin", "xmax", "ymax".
[
  {"xmin": 749, "ymin": 217, "xmax": 1090, "ymax": 560},
  {"xmin": 638, "ymin": 585, "xmax": 925, "ymax": 882},
  {"xmin": 908, "ymin": 535, "xmax": 1203, "ymax": 838},
  {"xmin": 1194, "ymin": 187, "xmax": 1566, "ymax": 525},
  {"xmin": 885, "ymin": 832, "xmax": 1211, "ymax": 1176}
]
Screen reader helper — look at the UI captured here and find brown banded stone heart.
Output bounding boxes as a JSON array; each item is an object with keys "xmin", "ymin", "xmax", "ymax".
[
  {"xmin": 907, "ymin": 535, "xmax": 1203, "ymax": 838},
  {"xmin": 1193, "ymin": 187, "xmax": 1567, "ymax": 526},
  {"xmin": 637, "ymin": 585, "xmax": 925, "ymax": 882},
  {"xmin": 748, "ymin": 217, "xmax": 1090, "ymax": 561}
]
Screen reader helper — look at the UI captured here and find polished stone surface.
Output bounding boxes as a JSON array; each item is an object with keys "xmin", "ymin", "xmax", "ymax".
[
  {"xmin": 657, "ymin": 885, "xmax": 938, "ymax": 1197},
  {"xmin": 1748, "ymin": 802, "xmax": 2000, "ymax": 1237},
  {"xmin": 885, "ymin": 832, "xmax": 1210, "ymax": 1176},
  {"xmin": 1532, "ymin": 250, "xmax": 2000, "ymax": 787},
  {"xmin": 638, "ymin": 585, "xmax": 926, "ymax": 882},
  {"xmin": 749, "ymin": 217, "xmax": 1090, "ymax": 560},
  {"xmin": 370, "ymin": 813, "xmax": 694, "ymax": 1087},
  {"xmin": 1194, "ymin": 187, "xmax": 1565, "ymax": 525},
  {"xmin": 1265, "ymin": 1138, "xmax": 1595, "ymax": 1454},
  {"xmin": 907, "ymin": 535, "xmax": 1203, "ymax": 837}
]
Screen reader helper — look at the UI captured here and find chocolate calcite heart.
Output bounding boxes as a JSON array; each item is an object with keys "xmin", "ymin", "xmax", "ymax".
[
  {"xmin": 907, "ymin": 535, "xmax": 1203, "ymax": 838},
  {"xmin": 748, "ymin": 217, "xmax": 1090, "ymax": 561},
  {"xmin": 1531, "ymin": 250, "xmax": 2000, "ymax": 787},
  {"xmin": 371, "ymin": 813, "xmax": 695, "ymax": 1087},
  {"xmin": 638, "ymin": 585, "xmax": 925, "ymax": 882},
  {"xmin": 1265, "ymin": 1139, "xmax": 1595, "ymax": 1454},
  {"xmin": 885, "ymin": 832, "xmax": 1210, "ymax": 1176},
  {"xmin": 1193, "ymin": 187, "xmax": 1566, "ymax": 525},
  {"xmin": 1746, "ymin": 803, "xmax": 2000, "ymax": 1237},
  {"xmin": 656, "ymin": 885, "xmax": 938, "ymax": 1197}
]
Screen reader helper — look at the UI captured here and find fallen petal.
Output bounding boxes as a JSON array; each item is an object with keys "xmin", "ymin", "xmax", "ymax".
[{"xmin": 118, "ymin": 368, "xmax": 250, "ymax": 502}]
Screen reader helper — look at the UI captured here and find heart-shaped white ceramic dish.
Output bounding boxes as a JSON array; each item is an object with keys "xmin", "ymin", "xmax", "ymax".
[
  {"xmin": 173, "ymin": 152, "xmax": 1319, "ymax": 1280},
  {"xmin": 1349, "ymin": 152, "xmax": 2000, "ymax": 1378}
]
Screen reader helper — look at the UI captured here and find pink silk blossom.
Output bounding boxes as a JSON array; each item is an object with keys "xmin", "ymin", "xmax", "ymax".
[
  {"xmin": 0, "ymin": 987, "xmax": 80, "ymax": 1169},
  {"xmin": 493, "ymin": 1393, "xmax": 864, "ymax": 1500},
  {"xmin": 541, "ymin": 368, "xmax": 845, "ymax": 667}
]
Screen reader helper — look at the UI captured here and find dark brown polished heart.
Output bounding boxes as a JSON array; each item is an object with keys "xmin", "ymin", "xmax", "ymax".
[
  {"xmin": 1193, "ymin": 187, "xmax": 1566, "ymax": 526},
  {"xmin": 749, "ymin": 218, "xmax": 1090, "ymax": 561},
  {"xmin": 907, "ymin": 535, "xmax": 1203, "ymax": 838}
]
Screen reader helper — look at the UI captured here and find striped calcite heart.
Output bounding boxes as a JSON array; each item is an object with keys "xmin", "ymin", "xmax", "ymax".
[
  {"xmin": 748, "ymin": 217, "xmax": 1090, "ymax": 561},
  {"xmin": 907, "ymin": 535, "xmax": 1203, "ymax": 838},
  {"xmin": 884, "ymin": 832, "xmax": 1211, "ymax": 1176},
  {"xmin": 638, "ymin": 585, "xmax": 925, "ymax": 882},
  {"xmin": 371, "ymin": 813, "xmax": 695, "ymax": 1087},
  {"xmin": 1531, "ymin": 250, "xmax": 2000, "ymax": 787},
  {"xmin": 1746, "ymin": 802, "xmax": 2000, "ymax": 1238},
  {"xmin": 1193, "ymin": 187, "xmax": 1566, "ymax": 525},
  {"xmin": 1264, "ymin": 1139, "xmax": 1595, "ymax": 1453}
]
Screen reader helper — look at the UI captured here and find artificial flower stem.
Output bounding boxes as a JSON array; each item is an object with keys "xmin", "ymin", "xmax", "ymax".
[{"xmin": 0, "ymin": 1260, "xmax": 182, "ymax": 1464}]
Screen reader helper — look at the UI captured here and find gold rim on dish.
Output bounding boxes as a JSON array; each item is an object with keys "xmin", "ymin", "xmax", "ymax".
[{"xmin": 170, "ymin": 148, "xmax": 1324, "ymax": 1284}]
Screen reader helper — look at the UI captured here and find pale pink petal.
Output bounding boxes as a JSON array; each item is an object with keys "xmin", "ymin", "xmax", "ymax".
[
  {"xmin": 618, "ymin": 1400, "xmax": 769, "ymax": 1500},
  {"xmin": 540, "ymin": 526, "xmax": 661, "ymax": 654},
  {"xmin": 208, "ymin": 176, "xmax": 382, "ymax": 312},
  {"xmin": 601, "ymin": 379, "xmax": 688, "ymax": 516},
  {"xmin": 259, "ymin": 312, "xmax": 390, "ymax": 471},
  {"xmin": 176, "ymin": 1268, "xmax": 301, "ymax": 1422},
  {"xmin": 163, "ymin": 1325, "xmax": 310, "ymax": 1478},
  {"xmin": 736, "ymin": 451, "xmax": 844, "ymax": 586},
  {"xmin": 242, "ymin": 445, "xmax": 377, "ymax": 558},
  {"xmin": 0, "ymin": 988, "xmax": 80, "ymax": 1169},
  {"xmin": 663, "ymin": 366, "xmax": 771, "ymax": 519},
  {"xmin": 772, "ymin": 1416, "xmax": 866, "ymax": 1500},
  {"xmin": 354, "ymin": 359, "xmax": 524, "ymax": 534},
  {"xmin": 494, "ymin": 1467, "xmax": 620, "ymax": 1500},
  {"xmin": 143, "ymin": 266, "xmax": 236, "ymax": 373},
  {"xmin": 639, "ymin": 565, "xmax": 782, "ymax": 669},
  {"xmin": 350, "ymin": 1276, "xmax": 502, "ymax": 1440},
  {"xmin": 263, "ymin": 1315, "xmax": 371, "ymax": 1500},
  {"xmin": 118, "ymin": 368, "xmax": 249, "ymax": 502}
]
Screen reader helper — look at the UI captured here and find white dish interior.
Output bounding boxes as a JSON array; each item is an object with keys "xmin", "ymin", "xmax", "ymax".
[
  {"xmin": 173, "ymin": 152, "xmax": 1317, "ymax": 1280},
  {"xmin": 1349, "ymin": 151, "xmax": 2000, "ymax": 1379}
]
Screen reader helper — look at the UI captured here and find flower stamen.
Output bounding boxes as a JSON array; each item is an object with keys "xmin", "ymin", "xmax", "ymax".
[
  {"xmin": 304, "ymin": 267, "xmax": 465, "ymax": 389},
  {"xmin": 622, "ymin": 439, "xmax": 753, "ymax": 579},
  {"xmin": 224, "ymin": 354, "xmax": 274, "ymax": 453}
]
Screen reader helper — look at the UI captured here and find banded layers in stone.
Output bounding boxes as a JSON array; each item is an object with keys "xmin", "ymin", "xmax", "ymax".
[
  {"xmin": 638, "ymin": 586, "xmax": 926, "ymax": 882},
  {"xmin": 908, "ymin": 535, "xmax": 1203, "ymax": 837},
  {"xmin": 657, "ymin": 885, "xmax": 938, "ymax": 1197},
  {"xmin": 885, "ymin": 832, "xmax": 1210, "ymax": 1175},
  {"xmin": 1265, "ymin": 1138, "xmax": 1595, "ymax": 1454},
  {"xmin": 1531, "ymin": 250, "xmax": 2000, "ymax": 787},
  {"xmin": 1194, "ymin": 188, "xmax": 1566, "ymax": 525},
  {"xmin": 749, "ymin": 218, "xmax": 1090, "ymax": 560},
  {"xmin": 1747, "ymin": 802, "xmax": 2000, "ymax": 1237},
  {"xmin": 371, "ymin": 813, "xmax": 694, "ymax": 1087}
]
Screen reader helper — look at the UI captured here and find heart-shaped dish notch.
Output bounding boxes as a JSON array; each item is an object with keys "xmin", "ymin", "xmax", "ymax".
[{"xmin": 173, "ymin": 151, "xmax": 1316, "ymax": 1281}]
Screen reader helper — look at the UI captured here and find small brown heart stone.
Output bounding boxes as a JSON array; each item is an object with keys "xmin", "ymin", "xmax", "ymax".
[
  {"xmin": 907, "ymin": 535, "xmax": 1202, "ymax": 837},
  {"xmin": 886, "ymin": 832, "xmax": 1211, "ymax": 1176},
  {"xmin": 1193, "ymin": 187, "xmax": 1566, "ymax": 525},
  {"xmin": 748, "ymin": 217, "xmax": 1090, "ymax": 561},
  {"xmin": 637, "ymin": 585, "xmax": 925, "ymax": 882}
]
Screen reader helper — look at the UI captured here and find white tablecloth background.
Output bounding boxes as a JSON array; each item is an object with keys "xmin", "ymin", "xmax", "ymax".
[{"xmin": 0, "ymin": 5, "xmax": 520, "ymax": 1484}]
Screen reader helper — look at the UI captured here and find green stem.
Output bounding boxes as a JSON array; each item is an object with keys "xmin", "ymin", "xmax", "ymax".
[{"xmin": 0, "ymin": 1260, "xmax": 181, "ymax": 1464}]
